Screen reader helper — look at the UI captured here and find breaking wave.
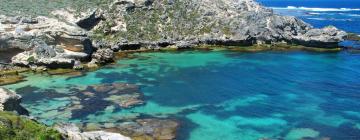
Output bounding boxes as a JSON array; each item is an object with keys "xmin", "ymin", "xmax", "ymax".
[{"xmin": 271, "ymin": 6, "xmax": 360, "ymax": 12}]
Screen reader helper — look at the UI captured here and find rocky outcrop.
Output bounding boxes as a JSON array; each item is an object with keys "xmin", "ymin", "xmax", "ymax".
[
  {"xmin": 55, "ymin": 123, "xmax": 131, "ymax": 140},
  {"xmin": 11, "ymin": 39, "xmax": 75, "ymax": 68},
  {"xmin": 0, "ymin": 87, "xmax": 28, "ymax": 115},
  {"xmin": 91, "ymin": 48, "xmax": 114, "ymax": 64},
  {"xmin": 0, "ymin": 0, "xmax": 350, "ymax": 68},
  {"xmin": 0, "ymin": 15, "xmax": 94, "ymax": 68},
  {"xmin": 81, "ymin": 118, "xmax": 179, "ymax": 140},
  {"xmin": 90, "ymin": 0, "xmax": 347, "ymax": 50}
]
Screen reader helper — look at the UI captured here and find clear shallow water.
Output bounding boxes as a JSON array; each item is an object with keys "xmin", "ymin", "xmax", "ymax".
[
  {"xmin": 4, "ymin": 50, "xmax": 360, "ymax": 140},
  {"xmin": 257, "ymin": 0, "xmax": 360, "ymax": 34}
]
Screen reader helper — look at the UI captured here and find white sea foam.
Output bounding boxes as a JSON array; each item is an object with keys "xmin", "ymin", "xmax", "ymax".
[
  {"xmin": 307, "ymin": 18, "xmax": 327, "ymax": 21},
  {"xmin": 348, "ymin": 14, "xmax": 360, "ymax": 17},
  {"xmin": 308, "ymin": 12, "xmax": 321, "ymax": 15},
  {"xmin": 307, "ymin": 17, "xmax": 352, "ymax": 21},
  {"xmin": 271, "ymin": 6, "xmax": 360, "ymax": 12}
]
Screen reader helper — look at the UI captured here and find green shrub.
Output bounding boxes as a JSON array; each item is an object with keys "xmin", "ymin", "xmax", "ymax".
[{"xmin": 0, "ymin": 111, "xmax": 62, "ymax": 140}]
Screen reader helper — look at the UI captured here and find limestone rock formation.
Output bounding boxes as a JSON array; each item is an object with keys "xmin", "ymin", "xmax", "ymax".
[
  {"xmin": 55, "ymin": 123, "xmax": 131, "ymax": 140},
  {"xmin": 91, "ymin": 48, "xmax": 114, "ymax": 64},
  {"xmin": 0, "ymin": 87, "xmax": 28, "ymax": 115},
  {"xmin": 0, "ymin": 0, "xmax": 351, "ymax": 68},
  {"xmin": 90, "ymin": 0, "xmax": 347, "ymax": 49},
  {"xmin": 0, "ymin": 15, "xmax": 93, "ymax": 68}
]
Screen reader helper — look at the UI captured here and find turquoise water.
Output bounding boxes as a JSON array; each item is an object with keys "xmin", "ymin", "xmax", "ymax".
[{"xmin": 4, "ymin": 50, "xmax": 360, "ymax": 140}]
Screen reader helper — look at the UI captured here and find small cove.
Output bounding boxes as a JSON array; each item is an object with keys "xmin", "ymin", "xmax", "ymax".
[{"xmin": 4, "ymin": 50, "xmax": 360, "ymax": 140}]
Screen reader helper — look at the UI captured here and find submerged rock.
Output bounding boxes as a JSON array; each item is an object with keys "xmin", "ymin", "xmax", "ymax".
[
  {"xmin": 86, "ymin": 83, "xmax": 144, "ymax": 108},
  {"xmin": 0, "ymin": 65, "xmax": 28, "ymax": 85},
  {"xmin": 105, "ymin": 119, "xmax": 179, "ymax": 140},
  {"xmin": 0, "ymin": 87, "xmax": 29, "ymax": 115},
  {"xmin": 64, "ymin": 83, "xmax": 144, "ymax": 120},
  {"xmin": 81, "ymin": 118, "xmax": 179, "ymax": 140},
  {"xmin": 0, "ymin": 74, "xmax": 25, "ymax": 86},
  {"xmin": 285, "ymin": 128, "xmax": 320, "ymax": 140}
]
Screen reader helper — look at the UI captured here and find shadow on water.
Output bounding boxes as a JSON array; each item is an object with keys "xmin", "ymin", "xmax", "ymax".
[{"xmin": 7, "ymin": 51, "xmax": 360, "ymax": 140}]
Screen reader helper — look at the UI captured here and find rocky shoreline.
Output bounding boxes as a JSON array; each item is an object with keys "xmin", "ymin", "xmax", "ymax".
[
  {"xmin": 0, "ymin": 0, "xmax": 351, "ymax": 71},
  {"xmin": 0, "ymin": 0, "xmax": 359, "ymax": 139},
  {"xmin": 0, "ymin": 85, "xmax": 179, "ymax": 140}
]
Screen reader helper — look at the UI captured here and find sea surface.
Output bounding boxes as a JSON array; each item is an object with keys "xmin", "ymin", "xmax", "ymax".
[
  {"xmin": 5, "ymin": 50, "xmax": 360, "ymax": 140},
  {"xmin": 3, "ymin": 0, "xmax": 360, "ymax": 140},
  {"xmin": 257, "ymin": 0, "xmax": 360, "ymax": 34}
]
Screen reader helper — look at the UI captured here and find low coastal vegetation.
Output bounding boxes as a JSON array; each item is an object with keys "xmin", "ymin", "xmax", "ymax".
[
  {"xmin": 0, "ymin": 0, "xmax": 110, "ymax": 16},
  {"xmin": 0, "ymin": 111, "xmax": 62, "ymax": 140},
  {"xmin": 0, "ymin": 0, "xmax": 357, "ymax": 139}
]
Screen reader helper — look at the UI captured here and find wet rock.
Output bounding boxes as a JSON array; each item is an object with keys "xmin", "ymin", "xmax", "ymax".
[
  {"xmin": 55, "ymin": 123, "xmax": 131, "ymax": 140},
  {"xmin": 0, "ymin": 66, "xmax": 27, "ymax": 85},
  {"xmin": 0, "ymin": 75, "xmax": 25, "ymax": 86},
  {"xmin": 0, "ymin": 88, "xmax": 29, "ymax": 115},
  {"xmin": 47, "ymin": 68, "xmax": 83, "ymax": 76},
  {"xmin": 0, "ymin": 66, "xmax": 28, "ymax": 85}
]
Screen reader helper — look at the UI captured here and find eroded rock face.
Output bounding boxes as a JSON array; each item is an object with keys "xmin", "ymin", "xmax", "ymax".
[
  {"xmin": 0, "ymin": 15, "xmax": 94, "ymax": 68},
  {"xmin": 55, "ymin": 123, "xmax": 131, "ymax": 140},
  {"xmin": 11, "ymin": 39, "xmax": 77, "ymax": 68},
  {"xmin": 91, "ymin": 0, "xmax": 347, "ymax": 49},
  {"xmin": 91, "ymin": 48, "xmax": 114, "ymax": 64},
  {"xmin": 0, "ymin": 87, "xmax": 29, "ymax": 115},
  {"xmin": 0, "ymin": 0, "xmax": 350, "ymax": 69}
]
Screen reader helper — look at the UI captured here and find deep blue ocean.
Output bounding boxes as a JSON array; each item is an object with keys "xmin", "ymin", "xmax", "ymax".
[
  {"xmin": 3, "ymin": 1, "xmax": 360, "ymax": 140},
  {"xmin": 258, "ymin": 0, "xmax": 360, "ymax": 34}
]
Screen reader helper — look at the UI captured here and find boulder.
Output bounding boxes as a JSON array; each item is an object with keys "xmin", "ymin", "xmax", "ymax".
[
  {"xmin": 0, "ymin": 87, "xmax": 29, "ymax": 115},
  {"xmin": 91, "ymin": 48, "xmax": 114, "ymax": 64},
  {"xmin": 55, "ymin": 123, "xmax": 131, "ymax": 140}
]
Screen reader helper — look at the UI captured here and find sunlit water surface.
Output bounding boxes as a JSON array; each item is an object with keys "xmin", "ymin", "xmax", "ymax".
[{"xmin": 4, "ymin": 50, "xmax": 360, "ymax": 140}]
